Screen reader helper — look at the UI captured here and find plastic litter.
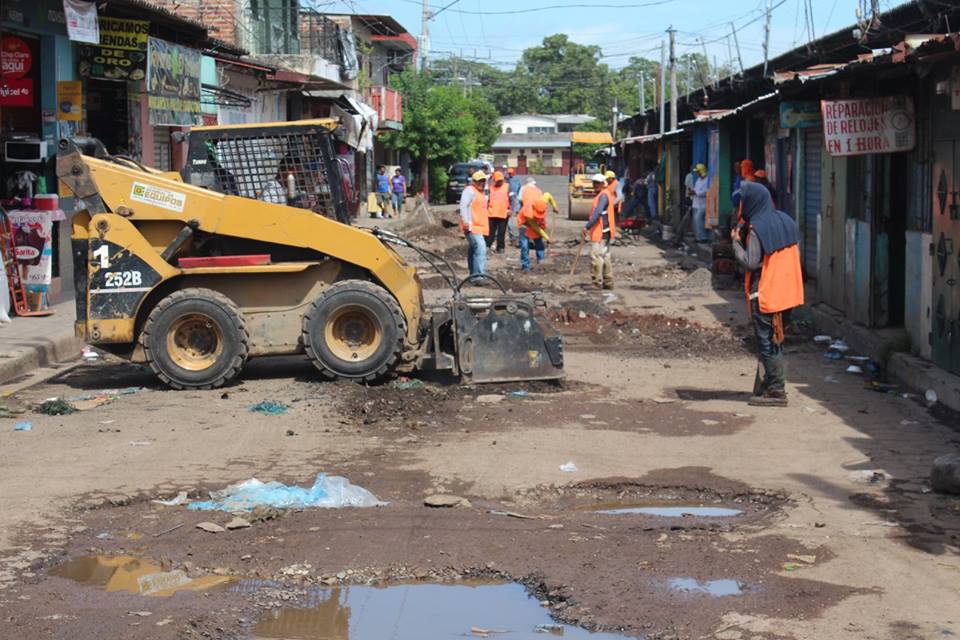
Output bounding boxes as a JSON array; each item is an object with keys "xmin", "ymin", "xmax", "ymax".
[
  {"xmin": 509, "ymin": 390, "xmax": 530, "ymax": 398},
  {"xmin": 828, "ymin": 340, "xmax": 850, "ymax": 352},
  {"xmin": 813, "ymin": 335, "xmax": 832, "ymax": 343},
  {"xmin": 559, "ymin": 461, "xmax": 578, "ymax": 473},
  {"xmin": 925, "ymin": 389, "xmax": 938, "ymax": 404},
  {"xmin": 188, "ymin": 473, "xmax": 386, "ymax": 512},
  {"xmin": 153, "ymin": 491, "xmax": 190, "ymax": 506},
  {"xmin": 534, "ymin": 624, "xmax": 565, "ymax": 634},
  {"xmin": 391, "ymin": 379, "xmax": 424, "ymax": 390},
  {"xmin": 13, "ymin": 421, "xmax": 31, "ymax": 431},
  {"xmin": 81, "ymin": 347, "xmax": 100, "ymax": 361},
  {"xmin": 34, "ymin": 399, "xmax": 77, "ymax": 415},
  {"xmin": 68, "ymin": 387, "xmax": 141, "ymax": 402},
  {"xmin": 845, "ymin": 365, "xmax": 863, "ymax": 374},
  {"xmin": 249, "ymin": 401, "xmax": 288, "ymax": 415},
  {"xmin": 824, "ymin": 351, "xmax": 843, "ymax": 360}
]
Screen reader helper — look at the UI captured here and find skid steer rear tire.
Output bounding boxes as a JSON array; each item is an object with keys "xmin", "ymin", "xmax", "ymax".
[
  {"xmin": 303, "ymin": 280, "xmax": 406, "ymax": 382},
  {"xmin": 141, "ymin": 288, "xmax": 248, "ymax": 390}
]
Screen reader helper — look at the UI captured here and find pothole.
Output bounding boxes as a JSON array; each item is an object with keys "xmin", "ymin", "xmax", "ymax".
[
  {"xmin": 665, "ymin": 577, "xmax": 747, "ymax": 597},
  {"xmin": 589, "ymin": 504, "xmax": 744, "ymax": 517},
  {"xmin": 244, "ymin": 581, "xmax": 637, "ymax": 639},
  {"xmin": 49, "ymin": 554, "xmax": 235, "ymax": 596}
]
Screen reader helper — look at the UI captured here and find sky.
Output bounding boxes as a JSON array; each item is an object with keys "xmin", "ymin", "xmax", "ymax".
[{"xmin": 311, "ymin": 0, "xmax": 901, "ymax": 72}]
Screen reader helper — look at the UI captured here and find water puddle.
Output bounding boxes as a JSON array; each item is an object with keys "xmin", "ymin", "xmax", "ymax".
[
  {"xmin": 590, "ymin": 504, "xmax": 743, "ymax": 517},
  {"xmin": 666, "ymin": 578, "xmax": 743, "ymax": 597},
  {"xmin": 244, "ymin": 581, "xmax": 637, "ymax": 639},
  {"xmin": 49, "ymin": 555, "xmax": 235, "ymax": 596}
]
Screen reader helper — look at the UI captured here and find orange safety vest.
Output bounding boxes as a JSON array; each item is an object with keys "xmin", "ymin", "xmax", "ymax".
[
  {"xmin": 744, "ymin": 235, "xmax": 804, "ymax": 314},
  {"xmin": 460, "ymin": 185, "xmax": 489, "ymax": 236},
  {"xmin": 588, "ymin": 190, "xmax": 616, "ymax": 243},
  {"xmin": 518, "ymin": 200, "xmax": 547, "ymax": 240},
  {"xmin": 520, "ymin": 184, "xmax": 542, "ymax": 210},
  {"xmin": 488, "ymin": 182, "xmax": 510, "ymax": 219}
]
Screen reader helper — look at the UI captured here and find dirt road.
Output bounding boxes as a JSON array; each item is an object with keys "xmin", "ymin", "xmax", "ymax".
[{"xmin": 0, "ymin": 190, "xmax": 957, "ymax": 640}]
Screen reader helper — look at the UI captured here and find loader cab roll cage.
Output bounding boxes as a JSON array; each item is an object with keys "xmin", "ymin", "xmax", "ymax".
[{"xmin": 179, "ymin": 121, "xmax": 351, "ymax": 225}]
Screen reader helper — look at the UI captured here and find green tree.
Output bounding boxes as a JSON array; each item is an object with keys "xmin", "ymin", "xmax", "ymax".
[
  {"xmin": 518, "ymin": 34, "xmax": 611, "ymax": 117},
  {"xmin": 382, "ymin": 69, "xmax": 500, "ymax": 201}
]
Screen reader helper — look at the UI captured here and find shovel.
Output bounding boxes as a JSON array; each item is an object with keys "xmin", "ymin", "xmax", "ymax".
[
  {"xmin": 560, "ymin": 236, "xmax": 587, "ymax": 291},
  {"xmin": 752, "ymin": 361, "xmax": 764, "ymax": 396}
]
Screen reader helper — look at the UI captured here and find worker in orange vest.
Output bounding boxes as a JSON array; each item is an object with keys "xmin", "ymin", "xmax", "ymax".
[
  {"xmin": 732, "ymin": 182, "xmax": 804, "ymax": 407},
  {"xmin": 605, "ymin": 170, "xmax": 621, "ymax": 216},
  {"xmin": 486, "ymin": 171, "xmax": 510, "ymax": 254},
  {"xmin": 459, "ymin": 170, "xmax": 489, "ymax": 275},
  {"xmin": 581, "ymin": 174, "xmax": 616, "ymax": 289},
  {"xmin": 518, "ymin": 196, "xmax": 549, "ymax": 271}
]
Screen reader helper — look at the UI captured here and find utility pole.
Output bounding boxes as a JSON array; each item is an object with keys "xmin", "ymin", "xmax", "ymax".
[
  {"xmin": 419, "ymin": 0, "xmax": 431, "ymax": 71},
  {"xmin": 730, "ymin": 22, "xmax": 744, "ymax": 75},
  {"xmin": 713, "ymin": 55, "xmax": 719, "ymax": 89},
  {"xmin": 659, "ymin": 40, "xmax": 666, "ymax": 133},
  {"xmin": 762, "ymin": 0, "xmax": 772, "ymax": 77},
  {"xmin": 668, "ymin": 26, "xmax": 677, "ymax": 131},
  {"xmin": 611, "ymin": 98, "xmax": 619, "ymax": 140},
  {"xmin": 699, "ymin": 37, "xmax": 710, "ymax": 100},
  {"xmin": 639, "ymin": 70, "xmax": 646, "ymax": 113}
]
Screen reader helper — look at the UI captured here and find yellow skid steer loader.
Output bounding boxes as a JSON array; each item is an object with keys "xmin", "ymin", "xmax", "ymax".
[{"xmin": 57, "ymin": 120, "xmax": 563, "ymax": 389}]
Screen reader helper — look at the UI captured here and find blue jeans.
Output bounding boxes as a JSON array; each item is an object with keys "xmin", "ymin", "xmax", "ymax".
[
  {"xmin": 520, "ymin": 235, "xmax": 545, "ymax": 271},
  {"xmin": 692, "ymin": 206, "xmax": 709, "ymax": 241},
  {"xmin": 751, "ymin": 298, "xmax": 785, "ymax": 392},
  {"xmin": 391, "ymin": 192, "xmax": 404, "ymax": 213},
  {"xmin": 466, "ymin": 232, "xmax": 487, "ymax": 275},
  {"xmin": 647, "ymin": 186, "xmax": 658, "ymax": 220}
]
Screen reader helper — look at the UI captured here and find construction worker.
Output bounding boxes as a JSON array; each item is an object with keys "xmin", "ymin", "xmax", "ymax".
[
  {"xmin": 459, "ymin": 170, "xmax": 489, "ymax": 276},
  {"xmin": 518, "ymin": 195, "xmax": 549, "ymax": 271},
  {"xmin": 732, "ymin": 182, "xmax": 804, "ymax": 407},
  {"xmin": 581, "ymin": 173, "xmax": 616, "ymax": 289},
  {"xmin": 486, "ymin": 171, "xmax": 510, "ymax": 253},
  {"xmin": 605, "ymin": 170, "xmax": 622, "ymax": 219}
]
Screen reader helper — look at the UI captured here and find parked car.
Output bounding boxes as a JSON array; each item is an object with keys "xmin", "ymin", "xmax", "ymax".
[{"xmin": 445, "ymin": 162, "xmax": 482, "ymax": 204}]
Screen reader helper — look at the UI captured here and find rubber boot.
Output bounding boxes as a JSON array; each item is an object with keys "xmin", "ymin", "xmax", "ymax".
[{"xmin": 749, "ymin": 359, "xmax": 787, "ymax": 407}]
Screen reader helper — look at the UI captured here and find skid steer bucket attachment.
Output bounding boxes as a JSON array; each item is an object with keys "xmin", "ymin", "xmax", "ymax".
[{"xmin": 451, "ymin": 294, "xmax": 564, "ymax": 383}]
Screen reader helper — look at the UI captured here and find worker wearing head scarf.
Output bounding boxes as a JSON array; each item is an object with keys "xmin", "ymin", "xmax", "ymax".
[{"xmin": 732, "ymin": 182, "xmax": 804, "ymax": 407}]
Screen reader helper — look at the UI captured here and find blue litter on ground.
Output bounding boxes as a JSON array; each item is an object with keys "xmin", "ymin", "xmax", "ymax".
[
  {"xmin": 188, "ymin": 473, "xmax": 386, "ymax": 512},
  {"xmin": 249, "ymin": 401, "xmax": 289, "ymax": 415},
  {"xmin": 13, "ymin": 421, "xmax": 32, "ymax": 431}
]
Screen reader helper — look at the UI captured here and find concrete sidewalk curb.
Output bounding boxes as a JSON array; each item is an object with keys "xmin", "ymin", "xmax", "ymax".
[
  {"xmin": 808, "ymin": 303, "xmax": 960, "ymax": 413},
  {"xmin": 0, "ymin": 330, "xmax": 85, "ymax": 384}
]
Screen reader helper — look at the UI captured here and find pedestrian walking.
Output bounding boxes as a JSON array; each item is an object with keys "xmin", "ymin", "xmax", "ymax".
[
  {"xmin": 390, "ymin": 168, "xmax": 407, "ymax": 216},
  {"xmin": 518, "ymin": 196, "xmax": 549, "ymax": 271},
  {"xmin": 507, "ymin": 167, "xmax": 522, "ymax": 244},
  {"xmin": 375, "ymin": 165, "xmax": 391, "ymax": 218},
  {"xmin": 732, "ymin": 182, "xmax": 804, "ymax": 407},
  {"xmin": 459, "ymin": 171, "xmax": 489, "ymax": 276},
  {"xmin": 581, "ymin": 173, "xmax": 616, "ymax": 289},
  {"xmin": 645, "ymin": 166, "xmax": 658, "ymax": 221},
  {"xmin": 692, "ymin": 163, "xmax": 710, "ymax": 242},
  {"xmin": 486, "ymin": 171, "xmax": 510, "ymax": 253}
]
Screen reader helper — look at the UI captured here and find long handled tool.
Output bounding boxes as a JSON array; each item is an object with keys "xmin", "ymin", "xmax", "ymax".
[{"xmin": 569, "ymin": 237, "xmax": 585, "ymax": 276}]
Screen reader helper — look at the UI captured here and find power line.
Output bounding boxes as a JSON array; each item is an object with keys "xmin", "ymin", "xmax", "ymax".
[{"xmin": 398, "ymin": 0, "xmax": 675, "ymax": 15}]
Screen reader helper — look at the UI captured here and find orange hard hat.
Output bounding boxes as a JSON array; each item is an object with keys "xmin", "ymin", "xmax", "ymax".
[
  {"xmin": 492, "ymin": 171, "xmax": 504, "ymax": 181},
  {"xmin": 507, "ymin": 167, "xmax": 516, "ymax": 176}
]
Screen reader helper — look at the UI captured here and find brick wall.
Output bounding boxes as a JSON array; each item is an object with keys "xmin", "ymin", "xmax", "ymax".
[{"xmin": 151, "ymin": 0, "xmax": 240, "ymax": 47}]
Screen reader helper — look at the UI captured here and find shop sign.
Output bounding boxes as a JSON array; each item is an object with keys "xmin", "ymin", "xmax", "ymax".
[
  {"xmin": 820, "ymin": 97, "xmax": 916, "ymax": 157},
  {"xmin": 779, "ymin": 101, "xmax": 820, "ymax": 129},
  {"xmin": 63, "ymin": 0, "xmax": 100, "ymax": 45},
  {"xmin": 147, "ymin": 38, "xmax": 201, "ymax": 126},
  {"xmin": 1, "ymin": 36, "xmax": 34, "ymax": 107},
  {"xmin": 57, "ymin": 80, "xmax": 83, "ymax": 120},
  {"xmin": 77, "ymin": 17, "xmax": 148, "ymax": 81}
]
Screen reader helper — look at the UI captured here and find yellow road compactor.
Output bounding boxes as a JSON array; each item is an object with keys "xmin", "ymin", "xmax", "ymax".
[{"xmin": 57, "ymin": 120, "xmax": 563, "ymax": 389}]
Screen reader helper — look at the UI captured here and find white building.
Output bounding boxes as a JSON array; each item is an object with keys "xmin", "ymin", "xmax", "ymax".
[{"xmin": 498, "ymin": 114, "xmax": 595, "ymax": 134}]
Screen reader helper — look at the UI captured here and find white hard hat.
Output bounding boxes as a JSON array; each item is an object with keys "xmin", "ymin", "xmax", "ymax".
[
  {"xmin": 525, "ymin": 177, "xmax": 537, "ymax": 185},
  {"xmin": 591, "ymin": 173, "xmax": 606, "ymax": 182}
]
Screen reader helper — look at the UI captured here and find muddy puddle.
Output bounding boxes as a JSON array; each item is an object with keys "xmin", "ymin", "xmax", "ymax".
[
  {"xmin": 49, "ymin": 554, "xmax": 235, "ymax": 596},
  {"xmin": 666, "ymin": 578, "xmax": 746, "ymax": 597},
  {"xmin": 591, "ymin": 504, "xmax": 743, "ymax": 517},
  {"xmin": 244, "ymin": 581, "xmax": 637, "ymax": 639}
]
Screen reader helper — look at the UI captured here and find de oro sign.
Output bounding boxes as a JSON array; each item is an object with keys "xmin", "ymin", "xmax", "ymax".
[{"xmin": 820, "ymin": 97, "xmax": 916, "ymax": 157}]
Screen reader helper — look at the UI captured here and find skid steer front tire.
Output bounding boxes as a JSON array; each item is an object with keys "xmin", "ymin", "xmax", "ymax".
[
  {"xmin": 303, "ymin": 280, "xmax": 406, "ymax": 382},
  {"xmin": 141, "ymin": 288, "xmax": 249, "ymax": 390}
]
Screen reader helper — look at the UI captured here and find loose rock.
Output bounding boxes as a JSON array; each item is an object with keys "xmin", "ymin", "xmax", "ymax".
[
  {"xmin": 424, "ymin": 494, "xmax": 471, "ymax": 508},
  {"xmin": 931, "ymin": 453, "xmax": 960, "ymax": 494},
  {"xmin": 196, "ymin": 522, "xmax": 226, "ymax": 533},
  {"xmin": 225, "ymin": 517, "xmax": 251, "ymax": 530}
]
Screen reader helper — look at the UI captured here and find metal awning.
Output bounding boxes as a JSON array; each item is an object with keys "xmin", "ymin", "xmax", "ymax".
[
  {"xmin": 618, "ymin": 129, "xmax": 683, "ymax": 145},
  {"xmin": 571, "ymin": 131, "xmax": 613, "ymax": 144},
  {"xmin": 201, "ymin": 84, "xmax": 252, "ymax": 109}
]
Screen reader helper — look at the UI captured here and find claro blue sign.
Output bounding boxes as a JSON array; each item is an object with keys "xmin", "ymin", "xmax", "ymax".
[{"xmin": 779, "ymin": 101, "xmax": 821, "ymax": 129}]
